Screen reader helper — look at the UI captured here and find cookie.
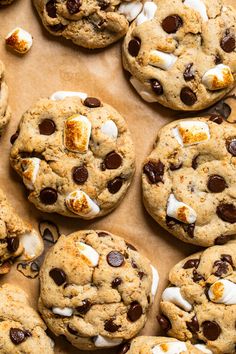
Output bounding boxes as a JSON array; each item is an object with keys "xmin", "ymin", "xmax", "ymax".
[
  {"xmin": 142, "ymin": 116, "xmax": 236, "ymax": 247},
  {"xmin": 0, "ymin": 283, "xmax": 54, "ymax": 353},
  {"xmin": 0, "ymin": 60, "xmax": 10, "ymax": 134},
  {"xmin": 38, "ymin": 230, "xmax": 159, "ymax": 350},
  {"xmin": 158, "ymin": 242, "xmax": 236, "ymax": 354},
  {"xmin": 0, "ymin": 0, "xmax": 14, "ymax": 5},
  {"xmin": 0, "ymin": 187, "xmax": 43, "ymax": 274},
  {"xmin": 123, "ymin": 0, "xmax": 236, "ymax": 111},
  {"xmin": 10, "ymin": 91, "xmax": 135, "ymax": 219},
  {"xmin": 33, "ymin": 0, "xmax": 144, "ymax": 49}
]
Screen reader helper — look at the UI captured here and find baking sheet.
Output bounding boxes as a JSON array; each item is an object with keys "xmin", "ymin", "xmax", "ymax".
[{"xmin": 0, "ymin": 0, "xmax": 235, "ymax": 352}]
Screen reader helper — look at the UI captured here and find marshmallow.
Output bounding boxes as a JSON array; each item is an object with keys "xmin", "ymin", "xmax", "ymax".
[
  {"xmin": 167, "ymin": 194, "xmax": 197, "ymax": 224},
  {"xmin": 5, "ymin": 27, "xmax": 33, "ymax": 54},
  {"xmin": 202, "ymin": 64, "xmax": 234, "ymax": 91},
  {"xmin": 76, "ymin": 242, "xmax": 100, "ymax": 267},
  {"xmin": 162, "ymin": 287, "xmax": 192, "ymax": 311},
  {"xmin": 64, "ymin": 115, "xmax": 91, "ymax": 153},
  {"xmin": 136, "ymin": 1, "xmax": 157, "ymax": 26},
  {"xmin": 118, "ymin": 1, "xmax": 143, "ymax": 22},
  {"xmin": 52, "ymin": 307, "xmax": 73, "ymax": 317},
  {"xmin": 130, "ymin": 77, "xmax": 157, "ymax": 102},
  {"xmin": 101, "ymin": 120, "xmax": 118, "ymax": 139},
  {"xmin": 194, "ymin": 344, "xmax": 213, "ymax": 354},
  {"xmin": 151, "ymin": 265, "xmax": 159, "ymax": 297},
  {"xmin": 94, "ymin": 335, "xmax": 122, "ymax": 348},
  {"xmin": 208, "ymin": 279, "xmax": 236, "ymax": 305},
  {"xmin": 152, "ymin": 341, "xmax": 187, "ymax": 354},
  {"xmin": 149, "ymin": 50, "xmax": 177, "ymax": 71},
  {"xmin": 172, "ymin": 121, "xmax": 210, "ymax": 146},
  {"xmin": 50, "ymin": 91, "xmax": 87, "ymax": 101},
  {"xmin": 65, "ymin": 190, "xmax": 100, "ymax": 218},
  {"xmin": 21, "ymin": 158, "xmax": 40, "ymax": 190},
  {"xmin": 184, "ymin": 0, "xmax": 208, "ymax": 22},
  {"xmin": 20, "ymin": 230, "xmax": 43, "ymax": 260}
]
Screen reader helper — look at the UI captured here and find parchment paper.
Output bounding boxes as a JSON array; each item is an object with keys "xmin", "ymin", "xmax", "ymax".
[{"xmin": 0, "ymin": 0, "xmax": 235, "ymax": 352}]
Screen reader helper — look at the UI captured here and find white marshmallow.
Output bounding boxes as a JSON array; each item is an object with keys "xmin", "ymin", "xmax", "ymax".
[
  {"xmin": 50, "ymin": 91, "xmax": 87, "ymax": 102},
  {"xmin": 167, "ymin": 194, "xmax": 197, "ymax": 224},
  {"xmin": 52, "ymin": 307, "xmax": 73, "ymax": 317},
  {"xmin": 149, "ymin": 50, "xmax": 177, "ymax": 71},
  {"xmin": 208, "ymin": 279, "xmax": 236, "ymax": 305},
  {"xmin": 22, "ymin": 158, "xmax": 40, "ymax": 190},
  {"xmin": 64, "ymin": 115, "xmax": 91, "ymax": 153},
  {"xmin": 162, "ymin": 287, "xmax": 192, "ymax": 311},
  {"xmin": 5, "ymin": 27, "xmax": 33, "ymax": 54},
  {"xmin": 20, "ymin": 229, "xmax": 43, "ymax": 260},
  {"xmin": 101, "ymin": 120, "xmax": 118, "ymax": 139},
  {"xmin": 172, "ymin": 121, "xmax": 210, "ymax": 146},
  {"xmin": 130, "ymin": 76, "xmax": 157, "ymax": 102},
  {"xmin": 151, "ymin": 265, "xmax": 159, "ymax": 297},
  {"xmin": 194, "ymin": 344, "xmax": 213, "ymax": 354},
  {"xmin": 152, "ymin": 341, "xmax": 187, "ymax": 354},
  {"xmin": 94, "ymin": 335, "xmax": 122, "ymax": 348},
  {"xmin": 76, "ymin": 242, "xmax": 100, "ymax": 267},
  {"xmin": 118, "ymin": 1, "xmax": 143, "ymax": 22},
  {"xmin": 202, "ymin": 64, "xmax": 234, "ymax": 91},
  {"xmin": 184, "ymin": 0, "xmax": 208, "ymax": 22},
  {"xmin": 136, "ymin": 1, "xmax": 157, "ymax": 26},
  {"xmin": 65, "ymin": 190, "xmax": 100, "ymax": 218}
]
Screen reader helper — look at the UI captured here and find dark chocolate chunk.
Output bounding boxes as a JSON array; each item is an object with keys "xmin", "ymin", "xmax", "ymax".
[
  {"xmin": 107, "ymin": 177, "xmax": 123, "ymax": 194},
  {"xmin": 39, "ymin": 119, "xmax": 56, "ymax": 135},
  {"xmin": 150, "ymin": 79, "xmax": 163, "ymax": 95},
  {"xmin": 183, "ymin": 258, "xmax": 200, "ymax": 269},
  {"xmin": 104, "ymin": 319, "xmax": 120, "ymax": 332},
  {"xmin": 66, "ymin": 0, "xmax": 81, "ymax": 14},
  {"xmin": 183, "ymin": 63, "xmax": 195, "ymax": 81},
  {"xmin": 143, "ymin": 160, "xmax": 164, "ymax": 184},
  {"xmin": 84, "ymin": 97, "xmax": 101, "ymax": 108},
  {"xmin": 220, "ymin": 30, "xmax": 236, "ymax": 53},
  {"xmin": 40, "ymin": 188, "xmax": 58, "ymax": 205},
  {"xmin": 217, "ymin": 203, "xmax": 236, "ymax": 223},
  {"xmin": 76, "ymin": 299, "xmax": 92, "ymax": 314},
  {"xmin": 128, "ymin": 38, "xmax": 141, "ymax": 57},
  {"xmin": 202, "ymin": 321, "xmax": 221, "ymax": 341},
  {"xmin": 187, "ymin": 315, "xmax": 199, "ymax": 333},
  {"xmin": 6, "ymin": 237, "xmax": 19, "ymax": 252},
  {"xmin": 112, "ymin": 277, "xmax": 122, "ymax": 288},
  {"xmin": 104, "ymin": 152, "xmax": 122, "ymax": 170},
  {"xmin": 180, "ymin": 87, "xmax": 197, "ymax": 106},
  {"xmin": 72, "ymin": 166, "xmax": 88, "ymax": 184},
  {"xmin": 157, "ymin": 314, "xmax": 171, "ymax": 331},
  {"xmin": 127, "ymin": 301, "xmax": 142, "ymax": 322},
  {"xmin": 107, "ymin": 251, "xmax": 124, "ymax": 267},
  {"xmin": 207, "ymin": 175, "xmax": 227, "ymax": 193},
  {"xmin": 162, "ymin": 15, "xmax": 183, "ymax": 33},
  {"xmin": 46, "ymin": 0, "xmax": 57, "ymax": 18}
]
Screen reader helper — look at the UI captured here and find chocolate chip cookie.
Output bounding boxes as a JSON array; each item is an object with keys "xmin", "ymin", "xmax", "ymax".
[
  {"xmin": 0, "ymin": 283, "xmax": 54, "ymax": 353},
  {"xmin": 0, "ymin": 0, "xmax": 14, "ymax": 5},
  {"xmin": 158, "ymin": 242, "xmax": 236, "ymax": 354},
  {"xmin": 142, "ymin": 117, "xmax": 236, "ymax": 247},
  {"xmin": 0, "ymin": 60, "xmax": 10, "ymax": 134},
  {"xmin": 0, "ymin": 187, "xmax": 43, "ymax": 274},
  {"xmin": 38, "ymin": 230, "xmax": 159, "ymax": 350},
  {"xmin": 10, "ymin": 91, "xmax": 135, "ymax": 219},
  {"xmin": 33, "ymin": 0, "xmax": 144, "ymax": 49},
  {"xmin": 123, "ymin": 0, "xmax": 236, "ymax": 111}
]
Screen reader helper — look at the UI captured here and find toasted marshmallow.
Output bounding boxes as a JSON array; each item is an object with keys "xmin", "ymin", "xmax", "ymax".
[
  {"xmin": 101, "ymin": 120, "xmax": 118, "ymax": 139},
  {"xmin": 65, "ymin": 190, "xmax": 100, "ymax": 218},
  {"xmin": 152, "ymin": 341, "xmax": 187, "ymax": 354},
  {"xmin": 167, "ymin": 194, "xmax": 197, "ymax": 224},
  {"xmin": 6, "ymin": 27, "xmax": 32, "ymax": 54},
  {"xmin": 130, "ymin": 77, "xmax": 157, "ymax": 102},
  {"xmin": 118, "ymin": 1, "xmax": 143, "ymax": 22},
  {"xmin": 162, "ymin": 287, "xmax": 192, "ymax": 311},
  {"xmin": 194, "ymin": 344, "xmax": 213, "ymax": 354},
  {"xmin": 52, "ymin": 307, "xmax": 73, "ymax": 317},
  {"xmin": 136, "ymin": 1, "xmax": 157, "ymax": 25},
  {"xmin": 76, "ymin": 242, "xmax": 99, "ymax": 267},
  {"xmin": 208, "ymin": 279, "xmax": 236, "ymax": 305},
  {"xmin": 184, "ymin": 0, "xmax": 208, "ymax": 22},
  {"xmin": 172, "ymin": 121, "xmax": 210, "ymax": 146},
  {"xmin": 19, "ymin": 229, "xmax": 43, "ymax": 260},
  {"xmin": 202, "ymin": 64, "xmax": 234, "ymax": 91},
  {"xmin": 151, "ymin": 265, "xmax": 159, "ymax": 297},
  {"xmin": 149, "ymin": 50, "xmax": 177, "ymax": 71},
  {"xmin": 94, "ymin": 335, "xmax": 122, "ymax": 348},
  {"xmin": 50, "ymin": 91, "xmax": 87, "ymax": 102},
  {"xmin": 21, "ymin": 158, "xmax": 40, "ymax": 190},
  {"xmin": 64, "ymin": 115, "xmax": 91, "ymax": 153}
]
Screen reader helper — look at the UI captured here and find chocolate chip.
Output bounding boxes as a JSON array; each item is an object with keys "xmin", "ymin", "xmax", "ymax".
[
  {"xmin": 128, "ymin": 38, "xmax": 141, "ymax": 57},
  {"xmin": 180, "ymin": 87, "xmax": 197, "ymax": 106},
  {"xmin": 104, "ymin": 319, "xmax": 120, "ymax": 332},
  {"xmin": 138, "ymin": 271, "xmax": 145, "ymax": 279},
  {"xmin": 97, "ymin": 231, "xmax": 109, "ymax": 237},
  {"xmin": 166, "ymin": 215, "xmax": 181, "ymax": 228},
  {"xmin": 220, "ymin": 31, "xmax": 236, "ymax": 53},
  {"xmin": 209, "ymin": 114, "xmax": 223, "ymax": 124},
  {"xmin": 104, "ymin": 152, "xmax": 122, "ymax": 169},
  {"xmin": 226, "ymin": 138, "xmax": 236, "ymax": 156},
  {"xmin": 217, "ymin": 203, "xmax": 236, "ymax": 223},
  {"xmin": 219, "ymin": 102, "xmax": 231, "ymax": 119},
  {"xmin": 117, "ymin": 343, "xmax": 131, "ymax": 354},
  {"xmin": 98, "ymin": 0, "xmax": 110, "ymax": 9},
  {"xmin": 183, "ymin": 223, "xmax": 195, "ymax": 238},
  {"xmin": 192, "ymin": 155, "xmax": 198, "ymax": 170},
  {"xmin": 30, "ymin": 262, "xmax": 39, "ymax": 272},
  {"xmin": 72, "ymin": 166, "xmax": 88, "ymax": 185},
  {"xmin": 126, "ymin": 242, "xmax": 137, "ymax": 251},
  {"xmin": 187, "ymin": 315, "xmax": 199, "ymax": 333},
  {"xmin": 150, "ymin": 79, "xmax": 163, "ymax": 95},
  {"xmin": 84, "ymin": 97, "xmax": 101, "ymax": 108},
  {"xmin": 10, "ymin": 131, "xmax": 19, "ymax": 144},
  {"xmin": 112, "ymin": 277, "xmax": 122, "ymax": 288},
  {"xmin": 215, "ymin": 235, "xmax": 231, "ymax": 245},
  {"xmin": 162, "ymin": 15, "xmax": 183, "ymax": 33},
  {"xmin": 157, "ymin": 314, "xmax": 171, "ymax": 331},
  {"xmin": 39, "ymin": 220, "xmax": 60, "ymax": 243},
  {"xmin": 169, "ymin": 162, "xmax": 183, "ymax": 171},
  {"xmin": 131, "ymin": 259, "xmax": 138, "ymax": 269},
  {"xmin": 143, "ymin": 160, "xmax": 164, "ymax": 184},
  {"xmin": 6, "ymin": 237, "xmax": 19, "ymax": 252},
  {"xmin": 49, "ymin": 23, "xmax": 66, "ymax": 32},
  {"xmin": 213, "ymin": 260, "xmax": 229, "ymax": 277},
  {"xmin": 127, "ymin": 301, "xmax": 142, "ymax": 322},
  {"xmin": 207, "ymin": 175, "xmax": 227, "ymax": 193},
  {"xmin": 192, "ymin": 269, "xmax": 204, "ymax": 282},
  {"xmin": 67, "ymin": 324, "xmax": 78, "ymax": 335},
  {"xmin": 202, "ymin": 321, "xmax": 221, "ymax": 341},
  {"xmin": 49, "ymin": 268, "xmax": 66, "ymax": 286},
  {"xmin": 77, "ymin": 299, "xmax": 92, "ymax": 314},
  {"xmin": 107, "ymin": 177, "xmax": 123, "ymax": 194},
  {"xmin": 183, "ymin": 63, "xmax": 195, "ymax": 81},
  {"xmin": 183, "ymin": 258, "xmax": 200, "ymax": 269},
  {"xmin": 215, "ymin": 54, "xmax": 222, "ymax": 65},
  {"xmin": 107, "ymin": 251, "xmax": 124, "ymax": 267},
  {"xmin": 39, "ymin": 119, "xmax": 56, "ymax": 135},
  {"xmin": 221, "ymin": 254, "xmax": 233, "ymax": 267},
  {"xmin": 66, "ymin": 0, "xmax": 81, "ymax": 14},
  {"xmin": 46, "ymin": 0, "xmax": 57, "ymax": 18},
  {"xmin": 10, "ymin": 328, "xmax": 27, "ymax": 345},
  {"xmin": 40, "ymin": 188, "xmax": 58, "ymax": 205}
]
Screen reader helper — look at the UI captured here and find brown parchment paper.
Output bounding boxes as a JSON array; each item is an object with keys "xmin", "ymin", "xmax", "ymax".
[{"xmin": 0, "ymin": 0, "xmax": 235, "ymax": 352}]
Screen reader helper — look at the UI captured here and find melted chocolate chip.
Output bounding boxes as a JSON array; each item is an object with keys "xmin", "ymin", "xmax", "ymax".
[
  {"xmin": 128, "ymin": 38, "xmax": 141, "ymax": 57},
  {"xmin": 183, "ymin": 63, "xmax": 195, "ymax": 81},
  {"xmin": 162, "ymin": 15, "xmax": 183, "ymax": 33},
  {"xmin": 40, "ymin": 188, "xmax": 58, "ymax": 205},
  {"xmin": 217, "ymin": 203, "xmax": 236, "ymax": 223},
  {"xmin": 104, "ymin": 319, "xmax": 120, "ymax": 332},
  {"xmin": 221, "ymin": 254, "xmax": 233, "ymax": 267},
  {"xmin": 107, "ymin": 251, "xmax": 124, "ymax": 267},
  {"xmin": 10, "ymin": 131, "xmax": 19, "ymax": 144},
  {"xmin": 84, "ymin": 97, "xmax": 101, "ymax": 108},
  {"xmin": 127, "ymin": 301, "xmax": 142, "ymax": 322},
  {"xmin": 213, "ymin": 260, "xmax": 229, "ymax": 277},
  {"xmin": 10, "ymin": 328, "xmax": 28, "ymax": 345},
  {"xmin": 180, "ymin": 87, "xmax": 197, "ymax": 106},
  {"xmin": 169, "ymin": 162, "xmax": 183, "ymax": 171},
  {"xmin": 192, "ymin": 155, "xmax": 199, "ymax": 170},
  {"xmin": 183, "ymin": 223, "xmax": 195, "ymax": 238},
  {"xmin": 46, "ymin": 0, "xmax": 57, "ymax": 18},
  {"xmin": 138, "ymin": 271, "xmax": 145, "ymax": 279},
  {"xmin": 183, "ymin": 258, "xmax": 200, "ymax": 269},
  {"xmin": 49, "ymin": 268, "xmax": 66, "ymax": 286},
  {"xmin": 67, "ymin": 324, "xmax": 78, "ymax": 335},
  {"xmin": 104, "ymin": 152, "xmax": 122, "ymax": 170},
  {"xmin": 97, "ymin": 231, "xmax": 109, "ymax": 237},
  {"xmin": 72, "ymin": 166, "xmax": 88, "ymax": 184},
  {"xmin": 226, "ymin": 138, "xmax": 236, "ymax": 156},
  {"xmin": 39, "ymin": 119, "xmax": 56, "ymax": 135},
  {"xmin": 215, "ymin": 54, "xmax": 222, "ymax": 65},
  {"xmin": 209, "ymin": 114, "xmax": 223, "ymax": 125},
  {"xmin": 66, "ymin": 0, "xmax": 81, "ymax": 14},
  {"xmin": 117, "ymin": 343, "xmax": 131, "ymax": 354},
  {"xmin": 7, "ymin": 237, "xmax": 19, "ymax": 252},
  {"xmin": 49, "ymin": 23, "xmax": 66, "ymax": 32},
  {"xmin": 126, "ymin": 242, "xmax": 137, "ymax": 251},
  {"xmin": 150, "ymin": 79, "xmax": 163, "ymax": 95},
  {"xmin": 31, "ymin": 262, "xmax": 39, "ymax": 272},
  {"xmin": 143, "ymin": 160, "xmax": 164, "ymax": 184},
  {"xmin": 207, "ymin": 175, "xmax": 227, "ymax": 193},
  {"xmin": 157, "ymin": 314, "xmax": 171, "ymax": 331},
  {"xmin": 77, "ymin": 299, "xmax": 92, "ymax": 314},
  {"xmin": 192, "ymin": 269, "xmax": 204, "ymax": 282},
  {"xmin": 215, "ymin": 235, "xmax": 231, "ymax": 245},
  {"xmin": 98, "ymin": 0, "xmax": 110, "ymax": 9},
  {"xmin": 112, "ymin": 277, "xmax": 122, "ymax": 288},
  {"xmin": 107, "ymin": 177, "xmax": 123, "ymax": 194},
  {"xmin": 220, "ymin": 30, "xmax": 236, "ymax": 53},
  {"xmin": 187, "ymin": 315, "xmax": 199, "ymax": 333},
  {"xmin": 202, "ymin": 321, "xmax": 221, "ymax": 341}
]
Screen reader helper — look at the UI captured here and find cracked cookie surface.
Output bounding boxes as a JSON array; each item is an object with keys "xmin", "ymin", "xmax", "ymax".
[{"xmin": 0, "ymin": 60, "xmax": 10, "ymax": 134}]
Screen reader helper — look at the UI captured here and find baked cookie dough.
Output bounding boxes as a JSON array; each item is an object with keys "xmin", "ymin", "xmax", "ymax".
[
  {"xmin": 142, "ymin": 117, "xmax": 236, "ymax": 247},
  {"xmin": 33, "ymin": 0, "xmax": 144, "ymax": 49},
  {"xmin": 158, "ymin": 242, "xmax": 236, "ymax": 354},
  {"xmin": 38, "ymin": 230, "xmax": 159, "ymax": 350},
  {"xmin": 10, "ymin": 91, "xmax": 135, "ymax": 219},
  {"xmin": 0, "ymin": 0, "xmax": 14, "ymax": 5},
  {"xmin": 123, "ymin": 0, "xmax": 236, "ymax": 111},
  {"xmin": 0, "ymin": 187, "xmax": 43, "ymax": 274},
  {"xmin": 0, "ymin": 60, "xmax": 10, "ymax": 134},
  {"xmin": 0, "ymin": 283, "xmax": 54, "ymax": 353}
]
